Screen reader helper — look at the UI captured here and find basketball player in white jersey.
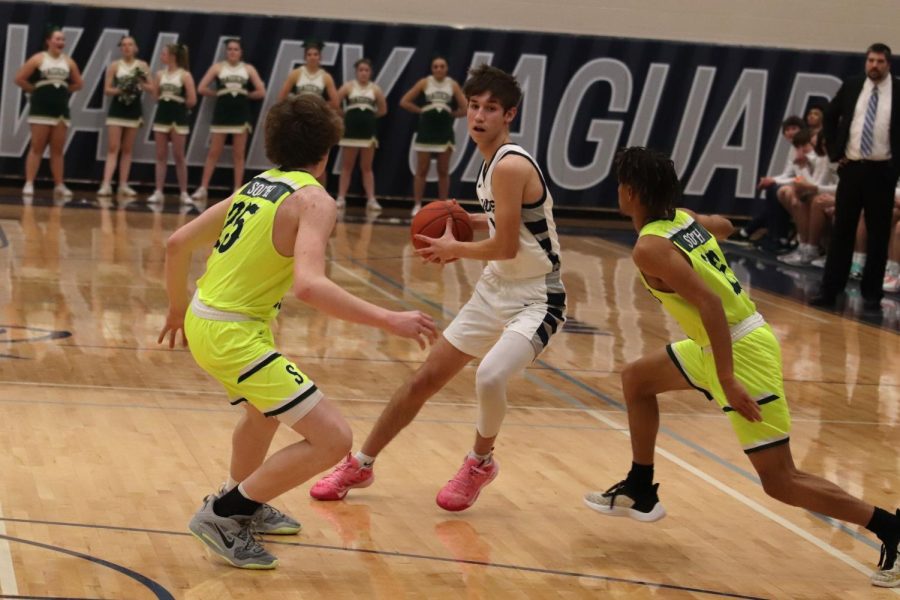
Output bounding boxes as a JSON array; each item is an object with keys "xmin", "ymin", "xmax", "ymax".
[{"xmin": 311, "ymin": 64, "xmax": 566, "ymax": 511}]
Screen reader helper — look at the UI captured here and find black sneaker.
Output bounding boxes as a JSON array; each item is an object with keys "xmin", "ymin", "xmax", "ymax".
[{"xmin": 583, "ymin": 480, "xmax": 666, "ymax": 522}]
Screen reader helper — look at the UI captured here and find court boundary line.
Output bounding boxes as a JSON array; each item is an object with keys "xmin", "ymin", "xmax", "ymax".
[
  {"xmin": 0, "ymin": 502, "xmax": 17, "ymax": 597},
  {"xmin": 0, "ymin": 518, "xmax": 764, "ymax": 600},
  {"xmin": 340, "ymin": 255, "xmax": 895, "ymax": 587},
  {"xmin": 0, "ymin": 533, "xmax": 173, "ymax": 600},
  {"xmin": 0, "ymin": 391, "xmax": 895, "ymax": 427}
]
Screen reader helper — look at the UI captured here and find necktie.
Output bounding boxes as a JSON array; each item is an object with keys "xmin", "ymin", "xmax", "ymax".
[{"xmin": 860, "ymin": 85, "xmax": 879, "ymax": 157}]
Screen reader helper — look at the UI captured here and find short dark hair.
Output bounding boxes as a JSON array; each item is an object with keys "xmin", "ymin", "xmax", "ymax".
[
  {"xmin": 867, "ymin": 43, "xmax": 892, "ymax": 60},
  {"xmin": 223, "ymin": 38, "xmax": 241, "ymax": 48},
  {"xmin": 781, "ymin": 116, "xmax": 805, "ymax": 132},
  {"xmin": 354, "ymin": 57, "xmax": 372, "ymax": 70},
  {"xmin": 462, "ymin": 64, "xmax": 522, "ymax": 111},
  {"xmin": 615, "ymin": 147, "xmax": 681, "ymax": 217},
  {"xmin": 303, "ymin": 39, "xmax": 323, "ymax": 52},
  {"xmin": 264, "ymin": 95, "xmax": 343, "ymax": 169},
  {"xmin": 791, "ymin": 128, "xmax": 813, "ymax": 147}
]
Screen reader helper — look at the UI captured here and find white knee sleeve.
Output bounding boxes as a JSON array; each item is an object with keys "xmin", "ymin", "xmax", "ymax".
[{"xmin": 475, "ymin": 331, "xmax": 536, "ymax": 438}]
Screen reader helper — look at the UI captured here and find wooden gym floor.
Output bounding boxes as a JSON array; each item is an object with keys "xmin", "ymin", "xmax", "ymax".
[{"xmin": 0, "ymin": 192, "xmax": 897, "ymax": 599}]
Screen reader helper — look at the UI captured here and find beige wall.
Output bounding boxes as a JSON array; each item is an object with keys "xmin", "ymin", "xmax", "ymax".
[{"xmin": 53, "ymin": 0, "xmax": 896, "ymax": 53}]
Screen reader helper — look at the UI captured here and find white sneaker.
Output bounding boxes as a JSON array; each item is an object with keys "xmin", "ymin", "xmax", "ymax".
[
  {"xmin": 335, "ymin": 196, "xmax": 346, "ymax": 209},
  {"xmin": 410, "ymin": 202, "xmax": 422, "ymax": 217},
  {"xmin": 810, "ymin": 256, "xmax": 826, "ymax": 268},
  {"xmin": 778, "ymin": 249, "xmax": 805, "ymax": 265},
  {"xmin": 22, "ymin": 182, "xmax": 34, "ymax": 196},
  {"xmin": 147, "ymin": 190, "xmax": 164, "ymax": 204},
  {"xmin": 54, "ymin": 184, "xmax": 73, "ymax": 198},
  {"xmin": 366, "ymin": 198, "xmax": 382, "ymax": 211},
  {"xmin": 118, "ymin": 183, "xmax": 137, "ymax": 197},
  {"xmin": 884, "ymin": 273, "xmax": 900, "ymax": 294},
  {"xmin": 191, "ymin": 186, "xmax": 207, "ymax": 200},
  {"xmin": 97, "ymin": 183, "xmax": 113, "ymax": 196},
  {"xmin": 180, "ymin": 192, "xmax": 193, "ymax": 205},
  {"xmin": 871, "ymin": 537, "xmax": 899, "ymax": 588}
]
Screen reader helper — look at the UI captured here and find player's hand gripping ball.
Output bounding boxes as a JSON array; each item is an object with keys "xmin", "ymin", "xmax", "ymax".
[{"xmin": 410, "ymin": 200, "xmax": 473, "ymax": 250}]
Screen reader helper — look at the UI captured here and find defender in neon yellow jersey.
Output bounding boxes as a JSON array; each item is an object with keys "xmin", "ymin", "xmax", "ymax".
[
  {"xmin": 583, "ymin": 147, "xmax": 899, "ymax": 588},
  {"xmin": 158, "ymin": 95, "xmax": 437, "ymax": 570}
]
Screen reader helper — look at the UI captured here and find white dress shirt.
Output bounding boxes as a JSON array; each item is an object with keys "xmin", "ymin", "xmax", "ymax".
[{"xmin": 846, "ymin": 75, "xmax": 892, "ymax": 161}]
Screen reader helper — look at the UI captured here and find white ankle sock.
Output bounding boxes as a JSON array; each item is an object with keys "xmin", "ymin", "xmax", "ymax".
[
  {"xmin": 468, "ymin": 450, "xmax": 492, "ymax": 464},
  {"xmin": 225, "ymin": 477, "xmax": 239, "ymax": 491},
  {"xmin": 355, "ymin": 451, "xmax": 375, "ymax": 467}
]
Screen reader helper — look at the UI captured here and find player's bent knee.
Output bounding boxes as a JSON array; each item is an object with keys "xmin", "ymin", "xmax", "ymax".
[
  {"xmin": 621, "ymin": 361, "xmax": 643, "ymax": 398},
  {"xmin": 758, "ymin": 470, "xmax": 798, "ymax": 504}
]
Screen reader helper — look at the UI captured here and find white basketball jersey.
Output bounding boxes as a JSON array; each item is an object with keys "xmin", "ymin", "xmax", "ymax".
[{"xmin": 476, "ymin": 144, "xmax": 562, "ymax": 280}]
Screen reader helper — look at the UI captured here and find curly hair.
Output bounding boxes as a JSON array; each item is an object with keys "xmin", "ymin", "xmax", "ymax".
[
  {"xmin": 264, "ymin": 95, "xmax": 343, "ymax": 169},
  {"xmin": 462, "ymin": 64, "xmax": 522, "ymax": 111},
  {"xmin": 615, "ymin": 146, "xmax": 682, "ymax": 217}
]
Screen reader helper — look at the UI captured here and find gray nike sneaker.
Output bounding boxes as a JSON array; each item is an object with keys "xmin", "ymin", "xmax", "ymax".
[
  {"xmin": 252, "ymin": 503, "xmax": 302, "ymax": 535},
  {"xmin": 188, "ymin": 495, "xmax": 278, "ymax": 569},
  {"xmin": 214, "ymin": 485, "xmax": 301, "ymax": 535}
]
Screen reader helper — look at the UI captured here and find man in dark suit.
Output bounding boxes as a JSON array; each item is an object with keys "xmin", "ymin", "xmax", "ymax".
[{"xmin": 810, "ymin": 43, "xmax": 900, "ymax": 311}]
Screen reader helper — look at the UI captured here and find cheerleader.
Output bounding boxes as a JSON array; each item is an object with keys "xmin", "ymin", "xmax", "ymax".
[
  {"xmin": 14, "ymin": 26, "xmax": 83, "ymax": 197},
  {"xmin": 399, "ymin": 56, "xmax": 466, "ymax": 216},
  {"xmin": 98, "ymin": 35, "xmax": 152, "ymax": 197},
  {"xmin": 276, "ymin": 39, "xmax": 338, "ymax": 107},
  {"xmin": 277, "ymin": 39, "xmax": 338, "ymax": 187},
  {"xmin": 336, "ymin": 58, "xmax": 387, "ymax": 210},
  {"xmin": 191, "ymin": 38, "xmax": 265, "ymax": 200},
  {"xmin": 149, "ymin": 43, "xmax": 196, "ymax": 204}
]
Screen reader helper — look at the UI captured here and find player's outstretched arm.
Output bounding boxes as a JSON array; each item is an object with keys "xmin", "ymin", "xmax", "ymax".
[
  {"xmin": 633, "ymin": 236, "xmax": 761, "ymax": 422},
  {"xmin": 293, "ymin": 187, "xmax": 437, "ymax": 349},
  {"xmin": 158, "ymin": 196, "xmax": 234, "ymax": 348},
  {"xmin": 681, "ymin": 208, "xmax": 734, "ymax": 240}
]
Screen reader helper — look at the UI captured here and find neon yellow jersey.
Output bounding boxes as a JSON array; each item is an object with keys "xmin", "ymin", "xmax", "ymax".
[
  {"xmin": 196, "ymin": 168, "xmax": 320, "ymax": 322},
  {"xmin": 637, "ymin": 209, "xmax": 756, "ymax": 346}
]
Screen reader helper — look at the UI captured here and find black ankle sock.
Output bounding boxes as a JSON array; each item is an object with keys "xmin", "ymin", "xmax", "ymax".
[
  {"xmin": 625, "ymin": 462, "xmax": 654, "ymax": 490},
  {"xmin": 866, "ymin": 507, "xmax": 900, "ymax": 543},
  {"xmin": 213, "ymin": 485, "xmax": 262, "ymax": 518}
]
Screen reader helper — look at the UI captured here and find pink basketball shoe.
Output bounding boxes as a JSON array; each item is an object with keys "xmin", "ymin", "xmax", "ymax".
[
  {"xmin": 436, "ymin": 455, "xmax": 499, "ymax": 512},
  {"xmin": 310, "ymin": 454, "xmax": 374, "ymax": 500}
]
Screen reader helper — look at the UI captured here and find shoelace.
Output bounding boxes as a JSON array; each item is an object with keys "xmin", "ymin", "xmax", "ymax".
[
  {"xmin": 878, "ymin": 542, "xmax": 898, "ymax": 570},
  {"xmin": 601, "ymin": 480, "xmax": 629, "ymax": 508},
  {"xmin": 324, "ymin": 460, "xmax": 357, "ymax": 481},
  {"xmin": 235, "ymin": 524, "xmax": 267, "ymax": 556},
  {"xmin": 444, "ymin": 463, "xmax": 489, "ymax": 492}
]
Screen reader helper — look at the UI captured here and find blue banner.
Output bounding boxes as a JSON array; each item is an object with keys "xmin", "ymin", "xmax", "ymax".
[{"xmin": 0, "ymin": 2, "xmax": 863, "ymax": 213}]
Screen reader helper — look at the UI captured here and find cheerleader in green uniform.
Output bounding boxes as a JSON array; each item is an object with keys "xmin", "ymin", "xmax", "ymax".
[
  {"xmin": 277, "ymin": 39, "xmax": 339, "ymax": 187},
  {"xmin": 277, "ymin": 39, "xmax": 338, "ymax": 107},
  {"xmin": 192, "ymin": 38, "xmax": 266, "ymax": 200},
  {"xmin": 149, "ymin": 43, "xmax": 197, "ymax": 205},
  {"xmin": 400, "ymin": 56, "xmax": 466, "ymax": 215},
  {"xmin": 336, "ymin": 58, "xmax": 387, "ymax": 211},
  {"xmin": 99, "ymin": 35, "xmax": 152, "ymax": 197},
  {"xmin": 14, "ymin": 26, "xmax": 83, "ymax": 198}
]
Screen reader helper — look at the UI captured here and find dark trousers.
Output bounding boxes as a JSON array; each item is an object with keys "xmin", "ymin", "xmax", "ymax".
[
  {"xmin": 746, "ymin": 184, "xmax": 791, "ymax": 240},
  {"xmin": 820, "ymin": 160, "xmax": 897, "ymax": 301}
]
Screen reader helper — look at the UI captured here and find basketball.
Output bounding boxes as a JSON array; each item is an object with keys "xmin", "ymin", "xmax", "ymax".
[{"xmin": 410, "ymin": 200, "xmax": 474, "ymax": 250}]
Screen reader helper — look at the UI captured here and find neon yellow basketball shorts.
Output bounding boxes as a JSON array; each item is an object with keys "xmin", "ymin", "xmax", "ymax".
[
  {"xmin": 184, "ymin": 306, "xmax": 323, "ymax": 426},
  {"xmin": 666, "ymin": 324, "xmax": 791, "ymax": 454}
]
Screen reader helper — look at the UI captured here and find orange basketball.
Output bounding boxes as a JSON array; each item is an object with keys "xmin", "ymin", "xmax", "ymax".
[{"xmin": 410, "ymin": 201, "xmax": 474, "ymax": 250}]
